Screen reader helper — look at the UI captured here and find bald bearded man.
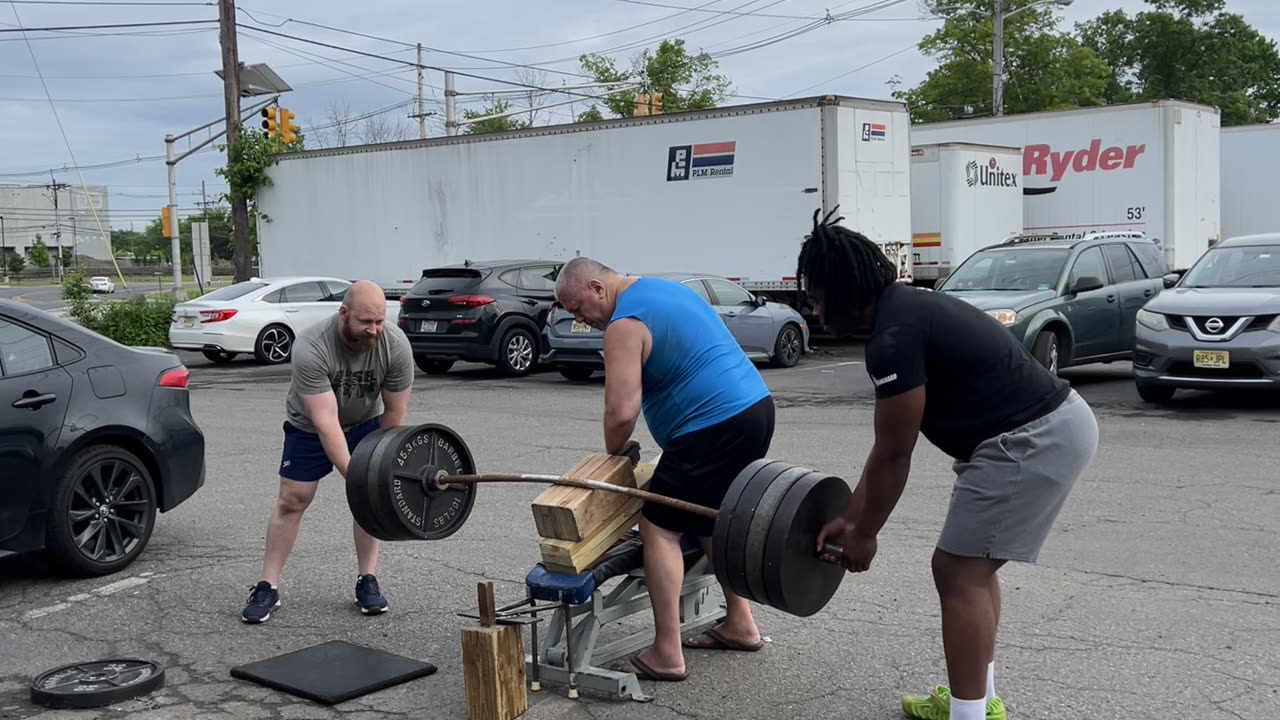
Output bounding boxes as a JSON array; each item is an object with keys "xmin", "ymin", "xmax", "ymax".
[{"xmin": 241, "ymin": 280, "xmax": 415, "ymax": 624}]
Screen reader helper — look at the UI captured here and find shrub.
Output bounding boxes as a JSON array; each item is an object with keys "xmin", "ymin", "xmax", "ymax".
[{"xmin": 62, "ymin": 271, "xmax": 176, "ymax": 348}]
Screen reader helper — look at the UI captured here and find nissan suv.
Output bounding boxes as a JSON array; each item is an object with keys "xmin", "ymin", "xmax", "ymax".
[
  {"xmin": 935, "ymin": 231, "xmax": 1168, "ymax": 374},
  {"xmin": 397, "ymin": 259, "xmax": 563, "ymax": 377}
]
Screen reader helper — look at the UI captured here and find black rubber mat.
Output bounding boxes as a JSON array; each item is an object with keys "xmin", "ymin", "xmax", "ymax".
[{"xmin": 230, "ymin": 640, "xmax": 437, "ymax": 705}]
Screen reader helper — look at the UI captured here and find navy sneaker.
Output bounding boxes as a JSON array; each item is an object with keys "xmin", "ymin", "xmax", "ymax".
[
  {"xmin": 355, "ymin": 574, "xmax": 388, "ymax": 615},
  {"xmin": 241, "ymin": 581, "xmax": 280, "ymax": 623}
]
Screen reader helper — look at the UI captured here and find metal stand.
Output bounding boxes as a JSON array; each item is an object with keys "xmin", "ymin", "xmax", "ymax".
[{"xmin": 527, "ymin": 556, "xmax": 725, "ymax": 702}]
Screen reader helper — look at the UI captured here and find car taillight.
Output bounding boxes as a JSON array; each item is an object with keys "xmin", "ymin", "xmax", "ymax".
[
  {"xmin": 400, "ymin": 296, "xmax": 409, "ymax": 307},
  {"xmin": 158, "ymin": 367, "xmax": 189, "ymax": 388},
  {"xmin": 198, "ymin": 309, "xmax": 237, "ymax": 323},
  {"xmin": 449, "ymin": 295, "xmax": 495, "ymax": 308}
]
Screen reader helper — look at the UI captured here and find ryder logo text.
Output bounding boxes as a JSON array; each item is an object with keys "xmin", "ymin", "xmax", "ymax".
[{"xmin": 1023, "ymin": 139, "xmax": 1145, "ymax": 183}]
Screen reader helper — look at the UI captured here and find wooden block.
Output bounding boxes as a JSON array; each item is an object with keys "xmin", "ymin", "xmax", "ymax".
[
  {"xmin": 538, "ymin": 498, "xmax": 643, "ymax": 574},
  {"xmin": 531, "ymin": 453, "xmax": 660, "ymax": 542},
  {"xmin": 461, "ymin": 624, "xmax": 527, "ymax": 720}
]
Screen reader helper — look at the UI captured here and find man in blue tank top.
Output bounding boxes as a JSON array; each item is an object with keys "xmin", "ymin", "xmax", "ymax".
[{"xmin": 555, "ymin": 257, "xmax": 776, "ymax": 682}]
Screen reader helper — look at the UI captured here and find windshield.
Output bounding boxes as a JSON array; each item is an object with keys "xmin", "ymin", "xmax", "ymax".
[
  {"xmin": 1180, "ymin": 245, "xmax": 1280, "ymax": 288},
  {"xmin": 941, "ymin": 248, "xmax": 1069, "ymax": 292},
  {"xmin": 195, "ymin": 281, "xmax": 269, "ymax": 302}
]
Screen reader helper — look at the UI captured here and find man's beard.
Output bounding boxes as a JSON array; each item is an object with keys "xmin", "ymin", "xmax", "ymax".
[{"xmin": 340, "ymin": 320, "xmax": 377, "ymax": 352}]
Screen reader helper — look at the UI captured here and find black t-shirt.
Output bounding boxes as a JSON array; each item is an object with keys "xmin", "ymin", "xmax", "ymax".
[{"xmin": 864, "ymin": 283, "xmax": 1071, "ymax": 461}]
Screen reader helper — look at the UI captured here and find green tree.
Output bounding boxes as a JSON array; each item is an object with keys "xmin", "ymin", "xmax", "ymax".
[
  {"xmin": 27, "ymin": 234, "xmax": 50, "ymax": 268},
  {"xmin": 215, "ymin": 126, "xmax": 302, "ymax": 280},
  {"xmin": 1075, "ymin": 0, "xmax": 1280, "ymax": 125},
  {"xmin": 891, "ymin": 0, "xmax": 1112, "ymax": 122},
  {"xmin": 4, "ymin": 253, "xmax": 23, "ymax": 275},
  {"xmin": 462, "ymin": 99, "xmax": 531, "ymax": 135},
  {"xmin": 577, "ymin": 38, "xmax": 732, "ymax": 120}
]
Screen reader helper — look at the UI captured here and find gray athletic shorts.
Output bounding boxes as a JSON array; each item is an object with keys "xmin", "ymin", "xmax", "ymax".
[{"xmin": 937, "ymin": 389, "xmax": 1099, "ymax": 563}]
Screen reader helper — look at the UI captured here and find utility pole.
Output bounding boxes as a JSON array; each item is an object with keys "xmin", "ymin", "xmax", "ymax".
[
  {"xmin": 416, "ymin": 43, "xmax": 426, "ymax": 139},
  {"xmin": 218, "ymin": 0, "xmax": 249, "ymax": 282},
  {"xmin": 992, "ymin": 0, "xmax": 1005, "ymax": 116},
  {"xmin": 46, "ymin": 173, "xmax": 68, "ymax": 281},
  {"xmin": 1, "ymin": 215, "xmax": 7, "ymax": 284},
  {"xmin": 445, "ymin": 71, "xmax": 457, "ymax": 136}
]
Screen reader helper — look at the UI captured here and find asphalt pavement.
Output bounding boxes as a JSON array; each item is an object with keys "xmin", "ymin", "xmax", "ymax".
[{"xmin": 1, "ymin": 349, "xmax": 1277, "ymax": 719}]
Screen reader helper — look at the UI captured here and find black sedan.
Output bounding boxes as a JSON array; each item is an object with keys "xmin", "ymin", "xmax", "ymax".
[{"xmin": 0, "ymin": 299, "xmax": 206, "ymax": 576}]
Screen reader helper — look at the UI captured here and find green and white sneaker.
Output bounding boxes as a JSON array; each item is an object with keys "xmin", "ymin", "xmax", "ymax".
[{"xmin": 901, "ymin": 685, "xmax": 1006, "ymax": 720}]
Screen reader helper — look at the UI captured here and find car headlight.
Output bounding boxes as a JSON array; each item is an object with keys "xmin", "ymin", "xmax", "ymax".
[
  {"xmin": 985, "ymin": 309, "xmax": 1017, "ymax": 326},
  {"xmin": 1137, "ymin": 309, "xmax": 1169, "ymax": 331}
]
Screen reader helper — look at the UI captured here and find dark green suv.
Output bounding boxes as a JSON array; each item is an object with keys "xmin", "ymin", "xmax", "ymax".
[{"xmin": 935, "ymin": 232, "xmax": 1168, "ymax": 374}]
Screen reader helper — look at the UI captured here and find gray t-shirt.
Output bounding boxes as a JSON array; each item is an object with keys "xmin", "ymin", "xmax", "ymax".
[{"xmin": 285, "ymin": 314, "xmax": 415, "ymax": 433}]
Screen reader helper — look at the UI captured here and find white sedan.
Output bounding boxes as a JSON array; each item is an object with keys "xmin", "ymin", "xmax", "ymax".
[
  {"xmin": 89, "ymin": 276, "xmax": 116, "ymax": 293},
  {"xmin": 168, "ymin": 276, "xmax": 401, "ymax": 364}
]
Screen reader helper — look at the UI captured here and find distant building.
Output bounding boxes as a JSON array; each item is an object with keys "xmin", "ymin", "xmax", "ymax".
[{"xmin": 0, "ymin": 183, "xmax": 112, "ymax": 264}]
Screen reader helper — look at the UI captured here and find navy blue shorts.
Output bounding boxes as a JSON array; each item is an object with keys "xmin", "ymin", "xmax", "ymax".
[{"xmin": 279, "ymin": 415, "xmax": 382, "ymax": 482}]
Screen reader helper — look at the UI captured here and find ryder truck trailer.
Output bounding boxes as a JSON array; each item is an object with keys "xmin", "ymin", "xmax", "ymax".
[
  {"xmin": 1220, "ymin": 122, "xmax": 1280, "ymax": 240},
  {"xmin": 908, "ymin": 99, "xmax": 1221, "ymax": 272},
  {"xmin": 254, "ymin": 95, "xmax": 914, "ymax": 305},
  {"xmin": 909, "ymin": 142, "xmax": 1024, "ymax": 285}
]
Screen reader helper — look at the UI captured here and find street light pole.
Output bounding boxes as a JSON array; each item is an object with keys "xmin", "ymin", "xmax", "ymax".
[{"xmin": 992, "ymin": 0, "xmax": 1005, "ymax": 116}]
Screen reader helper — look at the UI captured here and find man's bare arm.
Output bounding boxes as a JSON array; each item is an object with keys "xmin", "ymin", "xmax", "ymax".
[
  {"xmin": 601, "ymin": 318, "xmax": 648, "ymax": 455},
  {"xmin": 849, "ymin": 385, "xmax": 925, "ymax": 538},
  {"xmin": 300, "ymin": 391, "xmax": 354, "ymax": 478},
  {"xmin": 380, "ymin": 388, "xmax": 410, "ymax": 429}
]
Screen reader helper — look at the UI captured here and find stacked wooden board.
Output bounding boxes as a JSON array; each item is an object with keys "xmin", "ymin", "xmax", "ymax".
[{"xmin": 531, "ymin": 453, "xmax": 661, "ymax": 575}]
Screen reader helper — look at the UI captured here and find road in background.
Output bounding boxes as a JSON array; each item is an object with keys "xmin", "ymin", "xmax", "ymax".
[{"xmin": 1, "ymin": 352, "xmax": 1276, "ymax": 719}]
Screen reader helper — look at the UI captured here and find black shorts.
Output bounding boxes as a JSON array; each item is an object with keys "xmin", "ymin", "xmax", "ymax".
[{"xmin": 642, "ymin": 396, "xmax": 776, "ymax": 537}]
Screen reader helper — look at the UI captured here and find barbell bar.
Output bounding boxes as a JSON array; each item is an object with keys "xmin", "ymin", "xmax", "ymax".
[{"xmin": 345, "ymin": 423, "xmax": 852, "ymax": 618}]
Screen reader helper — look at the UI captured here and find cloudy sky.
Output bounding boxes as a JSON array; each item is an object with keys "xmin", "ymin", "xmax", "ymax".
[{"xmin": 2, "ymin": 0, "xmax": 1277, "ymax": 235}]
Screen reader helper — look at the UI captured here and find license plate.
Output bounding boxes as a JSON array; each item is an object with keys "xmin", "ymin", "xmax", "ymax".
[
  {"xmin": 419, "ymin": 320, "xmax": 440, "ymax": 333},
  {"xmin": 571, "ymin": 321, "xmax": 592, "ymax": 334},
  {"xmin": 182, "ymin": 317, "xmax": 194, "ymax": 328},
  {"xmin": 1193, "ymin": 350, "xmax": 1229, "ymax": 369}
]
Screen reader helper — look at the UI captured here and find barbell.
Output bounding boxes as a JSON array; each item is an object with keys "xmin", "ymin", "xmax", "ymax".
[{"xmin": 344, "ymin": 423, "xmax": 852, "ymax": 618}]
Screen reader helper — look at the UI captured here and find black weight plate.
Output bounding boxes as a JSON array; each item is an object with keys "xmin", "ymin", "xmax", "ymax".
[
  {"xmin": 763, "ymin": 472, "xmax": 851, "ymax": 617},
  {"xmin": 741, "ymin": 465, "xmax": 810, "ymax": 610},
  {"xmin": 722, "ymin": 460, "xmax": 791, "ymax": 603},
  {"xmin": 364, "ymin": 426, "xmax": 409, "ymax": 541},
  {"xmin": 712, "ymin": 458, "xmax": 777, "ymax": 590},
  {"xmin": 31, "ymin": 659, "xmax": 165, "ymax": 709},
  {"xmin": 345, "ymin": 428, "xmax": 397, "ymax": 542},
  {"xmin": 381, "ymin": 423, "xmax": 478, "ymax": 541}
]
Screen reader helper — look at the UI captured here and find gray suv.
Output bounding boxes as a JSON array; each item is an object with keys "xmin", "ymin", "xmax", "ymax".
[{"xmin": 1132, "ymin": 232, "xmax": 1280, "ymax": 403}]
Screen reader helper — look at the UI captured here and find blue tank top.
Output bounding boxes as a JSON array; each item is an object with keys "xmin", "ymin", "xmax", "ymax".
[{"xmin": 609, "ymin": 277, "xmax": 770, "ymax": 449}]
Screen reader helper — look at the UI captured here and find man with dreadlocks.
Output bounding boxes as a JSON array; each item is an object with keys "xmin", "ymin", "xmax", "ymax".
[
  {"xmin": 802, "ymin": 209, "xmax": 1099, "ymax": 720},
  {"xmin": 554, "ymin": 256, "xmax": 776, "ymax": 682}
]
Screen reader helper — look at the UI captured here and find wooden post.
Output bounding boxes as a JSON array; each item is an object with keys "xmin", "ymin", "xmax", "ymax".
[{"xmin": 461, "ymin": 582, "xmax": 527, "ymax": 720}]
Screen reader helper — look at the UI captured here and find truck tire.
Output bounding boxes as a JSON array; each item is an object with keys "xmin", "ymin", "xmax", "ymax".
[
  {"xmin": 1032, "ymin": 329, "xmax": 1060, "ymax": 375},
  {"xmin": 769, "ymin": 323, "xmax": 803, "ymax": 368},
  {"xmin": 415, "ymin": 356, "xmax": 454, "ymax": 375},
  {"xmin": 495, "ymin": 326, "xmax": 536, "ymax": 377}
]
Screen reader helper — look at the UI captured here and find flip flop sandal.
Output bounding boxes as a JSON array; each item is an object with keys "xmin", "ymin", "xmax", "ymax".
[
  {"xmin": 612, "ymin": 656, "xmax": 687, "ymax": 682},
  {"xmin": 682, "ymin": 626, "xmax": 764, "ymax": 652}
]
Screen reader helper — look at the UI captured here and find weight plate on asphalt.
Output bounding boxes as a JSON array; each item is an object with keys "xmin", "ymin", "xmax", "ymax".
[
  {"xmin": 386, "ymin": 423, "xmax": 477, "ymax": 540},
  {"xmin": 763, "ymin": 471, "xmax": 851, "ymax": 617},
  {"xmin": 721, "ymin": 460, "xmax": 790, "ymax": 603},
  {"xmin": 30, "ymin": 659, "xmax": 165, "ymax": 709},
  {"xmin": 741, "ymin": 465, "xmax": 809, "ymax": 609}
]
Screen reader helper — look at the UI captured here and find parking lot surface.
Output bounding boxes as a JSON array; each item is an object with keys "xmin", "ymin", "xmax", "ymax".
[{"xmin": 2, "ymin": 347, "xmax": 1277, "ymax": 719}]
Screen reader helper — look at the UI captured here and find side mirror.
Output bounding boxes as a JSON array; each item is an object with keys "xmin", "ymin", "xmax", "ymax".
[
  {"xmin": 1069, "ymin": 276, "xmax": 1104, "ymax": 294},
  {"xmin": 1162, "ymin": 272, "xmax": 1180, "ymax": 289},
  {"xmin": 754, "ymin": 295, "xmax": 768, "ymax": 307}
]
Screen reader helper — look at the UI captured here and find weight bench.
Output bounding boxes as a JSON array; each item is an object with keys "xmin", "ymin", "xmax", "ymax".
[{"xmin": 516, "ymin": 529, "xmax": 726, "ymax": 702}]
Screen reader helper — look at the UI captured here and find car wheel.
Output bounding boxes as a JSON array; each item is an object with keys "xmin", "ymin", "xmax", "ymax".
[
  {"xmin": 45, "ymin": 444, "xmax": 158, "ymax": 577},
  {"xmin": 559, "ymin": 366, "xmax": 595, "ymax": 382},
  {"xmin": 254, "ymin": 324, "xmax": 294, "ymax": 364},
  {"xmin": 415, "ymin": 356, "xmax": 454, "ymax": 374},
  {"xmin": 496, "ymin": 327, "xmax": 536, "ymax": 377},
  {"xmin": 1136, "ymin": 380, "xmax": 1175, "ymax": 404},
  {"xmin": 770, "ymin": 323, "xmax": 803, "ymax": 368},
  {"xmin": 202, "ymin": 349, "xmax": 237, "ymax": 364},
  {"xmin": 1032, "ymin": 329, "xmax": 1060, "ymax": 375}
]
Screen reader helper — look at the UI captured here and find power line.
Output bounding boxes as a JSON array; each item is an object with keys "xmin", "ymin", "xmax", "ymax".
[
  {"xmin": 0, "ymin": 19, "xmax": 218, "ymax": 32},
  {"xmin": 6, "ymin": 1, "xmax": 212, "ymax": 5}
]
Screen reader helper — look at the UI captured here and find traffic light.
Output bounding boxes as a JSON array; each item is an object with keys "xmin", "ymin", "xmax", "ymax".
[
  {"xmin": 279, "ymin": 107, "xmax": 297, "ymax": 144},
  {"xmin": 160, "ymin": 206, "xmax": 173, "ymax": 238},
  {"xmin": 633, "ymin": 92, "xmax": 664, "ymax": 116},
  {"xmin": 261, "ymin": 105, "xmax": 278, "ymax": 139},
  {"xmin": 634, "ymin": 93, "xmax": 650, "ymax": 117}
]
